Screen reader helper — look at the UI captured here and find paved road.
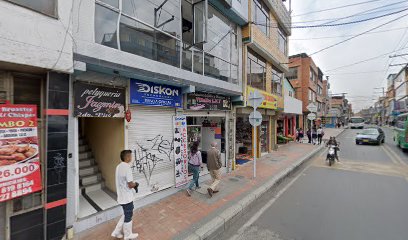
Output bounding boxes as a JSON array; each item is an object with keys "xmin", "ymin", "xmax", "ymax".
[{"xmin": 221, "ymin": 128, "xmax": 408, "ymax": 240}]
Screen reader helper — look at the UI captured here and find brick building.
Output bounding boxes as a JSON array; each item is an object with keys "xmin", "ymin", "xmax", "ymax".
[{"xmin": 287, "ymin": 53, "xmax": 325, "ymax": 130}]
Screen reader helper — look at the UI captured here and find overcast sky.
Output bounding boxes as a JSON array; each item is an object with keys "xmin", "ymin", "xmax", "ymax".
[{"xmin": 288, "ymin": 0, "xmax": 408, "ymax": 112}]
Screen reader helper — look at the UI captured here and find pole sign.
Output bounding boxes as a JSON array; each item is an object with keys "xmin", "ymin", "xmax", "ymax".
[
  {"xmin": 0, "ymin": 105, "xmax": 42, "ymax": 202},
  {"xmin": 307, "ymin": 103, "xmax": 317, "ymax": 112},
  {"xmin": 249, "ymin": 111, "xmax": 263, "ymax": 127},
  {"xmin": 74, "ymin": 82, "xmax": 126, "ymax": 118},
  {"xmin": 173, "ymin": 116, "xmax": 188, "ymax": 187},
  {"xmin": 130, "ymin": 79, "xmax": 182, "ymax": 108},
  {"xmin": 307, "ymin": 113, "xmax": 317, "ymax": 120}
]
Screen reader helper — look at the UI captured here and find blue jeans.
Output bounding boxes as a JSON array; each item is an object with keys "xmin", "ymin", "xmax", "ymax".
[
  {"xmin": 188, "ymin": 164, "xmax": 200, "ymax": 190},
  {"xmin": 121, "ymin": 201, "xmax": 134, "ymax": 223}
]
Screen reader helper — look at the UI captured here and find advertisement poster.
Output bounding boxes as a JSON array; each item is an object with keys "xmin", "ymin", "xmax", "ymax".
[
  {"xmin": 186, "ymin": 92, "xmax": 231, "ymax": 111},
  {"xmin": 247, "ymin": 86, "xmax": 277, "ymax": 109},
  {"xmin": 0, "ymin": 105, "xmax": 42, "ymax": 202},
  {"xmin": 173, "ymin": 115, "xmax": 188, "ymax": 187},
  {"xmin": 74, "ymin": 82, "xmax": 126, "ymax": 118},
  {"xmin": 130, "ymin": 79, "xmax": 182, "ymax": 108}
]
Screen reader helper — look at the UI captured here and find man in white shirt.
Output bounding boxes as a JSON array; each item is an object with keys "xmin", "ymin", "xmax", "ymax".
[{"xmin": 111, "ymin": 150, "xmax": 138, "ymax": 240}]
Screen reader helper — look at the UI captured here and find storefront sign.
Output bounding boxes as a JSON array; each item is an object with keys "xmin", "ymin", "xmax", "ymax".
[
  {"xmin": 247, "ymin": 87, "xmax": 277, "ymax": 109},
  {"xmin": 130, "ymin": 79, "xmax": 182, "ymax": 108},
  {"xmin": 74, "ymin": 82, "xmax": 126, "ymax": 117},
  {"xmin": 186, "ymin": 92, "xmax": 231, "ymax": 111},
  {"xmin": 0, "ymin": 105, "xmax": 42, "ymax": 202},
  {"xmin": 173, "ymin": 116, "xmax": 188, "ymax": 187}
]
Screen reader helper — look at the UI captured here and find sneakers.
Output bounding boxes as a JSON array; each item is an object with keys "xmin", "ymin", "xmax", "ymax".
[{"xmin": 186, "ymin": 189, "xmax": 192, "ymax": 196}]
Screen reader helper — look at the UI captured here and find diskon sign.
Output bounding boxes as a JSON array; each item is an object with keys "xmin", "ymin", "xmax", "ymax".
[{"xmin": 130, "ymin": 79, "xmax": 182, "ymax": 108}]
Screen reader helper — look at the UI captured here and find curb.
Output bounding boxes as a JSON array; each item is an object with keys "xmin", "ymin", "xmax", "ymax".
[{"xmin": 181, "ymin": 128, "xmax": 346, "ymax": 240}]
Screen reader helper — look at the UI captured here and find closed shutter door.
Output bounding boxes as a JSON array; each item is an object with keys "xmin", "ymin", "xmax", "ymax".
[{"xmin": 128, "ymin": 105, "xmax": 176, "ymax": 198}]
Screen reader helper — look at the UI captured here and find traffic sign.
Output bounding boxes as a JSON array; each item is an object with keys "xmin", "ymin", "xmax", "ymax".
[
  {"xmin": 307, "ymin": 113, "xmax": 316, "ymax": 120},
  {"xmin": 248, "ymin": 90, "xmax": 264, "ymax": 109},
  {"xmin": 249, "ymin": 111, "xmax": 262, "ymax": 127},
  {"xmin": 307, "ymin": 103, "xmax": 317, "ymax": 112}
]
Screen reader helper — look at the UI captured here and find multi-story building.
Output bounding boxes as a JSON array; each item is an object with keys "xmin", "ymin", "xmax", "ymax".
[
  {"xmin": 394, "ymin": 65, "xmax": 408, "ymax": 114},
  {"xmin": 287, "ymin": 53, "xmax": 324, "ymax": 130},
  {"xmin": 327, "ymin": 95, "xmax": 349, "ymax": 127},
  {"xmin": 235, "ymin": 0, "xmax": 291, "ymax": 157},
  {"xmin": 68, "ymin": 0, "xmax": 250, "ymax": 234},
  {"xmin": 0, "ymin": 1, "xmax": 74, "ymax": 239},
  {"xmin": 385, "ymin": 74, "xmax": 396, "ymax": 124},
  {"xmin": 322, "ymin": 78, "xmax": 330, "ymax": 124}
]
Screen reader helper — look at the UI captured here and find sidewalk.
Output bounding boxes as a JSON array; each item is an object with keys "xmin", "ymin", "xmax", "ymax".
[{"xmin": 74, "ymin": 128, "xmax": 344, "ymax": 240}]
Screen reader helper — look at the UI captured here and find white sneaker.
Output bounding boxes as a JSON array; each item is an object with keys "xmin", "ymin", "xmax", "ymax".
[
  {"xmin": 123, "ymin": 221, "xmax": 139, "ymax": 240},
  {"xmin": 111, "ymin": 216, "xmax": 124, "ymax": 238}
]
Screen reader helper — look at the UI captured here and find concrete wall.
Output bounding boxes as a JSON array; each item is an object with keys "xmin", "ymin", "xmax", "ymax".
[
  {"xmin": 84, "ymin": 118, "xmax": 125, "ymax": 192},
  {"xmin": 232, "ymin": 0, "xmax": 249, "ymax": 22},
  {"xmin": 0, "ymin": 0, "xmax": 73, "ymax": 73}
]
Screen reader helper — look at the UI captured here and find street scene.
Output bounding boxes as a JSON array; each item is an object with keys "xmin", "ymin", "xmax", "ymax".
[
  {"xmin": 222, "ymin": 127, "xmax": 408, "ymax": 240},
  {"xmin": 0, "ymin": 0, "xmax": 408, "ymax": 240}
]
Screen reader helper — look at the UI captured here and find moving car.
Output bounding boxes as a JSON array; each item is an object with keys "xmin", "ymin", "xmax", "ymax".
[
  {"xmin": 355, "ymin": 128, "xmax": 385, "ymax": 145},
  {"xmin": 394, "ymin": 113, "xmax": 408, "ymax": 150},
  {"xmin": 350, "ymin": 117, "xmax": 365, "ymax": 129}
]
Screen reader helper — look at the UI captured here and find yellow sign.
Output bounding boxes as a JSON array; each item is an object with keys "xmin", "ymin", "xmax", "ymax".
[{"xmin": 247, "ymin": 86, "xmax": 277, "ymax": 109}]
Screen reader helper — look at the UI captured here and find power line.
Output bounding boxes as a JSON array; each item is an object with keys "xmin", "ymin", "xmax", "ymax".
[
  {"xmin": 292, "ymin": 0, "xmax": 385, "ymax": 17},
  {"xmin": 325, "ymin": 46, "xmax": 408, "ymax": 72},
  {"xmin": 291, "ymin": 26, "xmax": 408, "ymax": 40},
  {"xmin": 328, "ymin": 70, "xmax": 386, "ymax": 75},
  {"xmin": 309, "ymin": 12, "xmax": 408, "ymax": 56},
  {"xmin": 252, "ymin": 7, "xmax": 408, "ymax": 29},
  {"xmin": 291, "ymin": 2, "xmax": 408, "ymax": 24}
]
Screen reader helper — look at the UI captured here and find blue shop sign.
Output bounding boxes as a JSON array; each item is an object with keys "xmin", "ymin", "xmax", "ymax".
[{"xmin": 130, "ymin": 79, "xmax": 182, "ymax": 108}]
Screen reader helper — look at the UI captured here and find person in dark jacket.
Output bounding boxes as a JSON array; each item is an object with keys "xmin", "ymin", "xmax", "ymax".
[{"xmin": 206, "ymin": 142, "xmax": 222, "ymax": 197}]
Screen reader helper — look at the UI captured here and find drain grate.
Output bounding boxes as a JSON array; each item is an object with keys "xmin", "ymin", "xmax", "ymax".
[{"xmin": 228, "ymin": 177, "xmax": 240, "ymax": 182}]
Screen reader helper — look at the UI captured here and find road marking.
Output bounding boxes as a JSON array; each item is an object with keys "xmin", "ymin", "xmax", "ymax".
[
  {"xmin": 381, "ymin": 145, "xmax": 400, "ymax": 165},
  {"xmin": 228, "ymin": 161, "xmax": 311, "ymax": 240},
  {"xmin": 383, "ymin": 144, "xmax": 407, "ymax": 166}
]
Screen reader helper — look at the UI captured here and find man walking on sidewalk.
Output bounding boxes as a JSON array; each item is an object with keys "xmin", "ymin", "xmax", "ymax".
[
  {"xmin": 207, "ymin": 142, "xmax": 222, "ymax": 198},
  {"xmin": 111, "ymin": 150, "xmax": 139, "ymax": 240}
]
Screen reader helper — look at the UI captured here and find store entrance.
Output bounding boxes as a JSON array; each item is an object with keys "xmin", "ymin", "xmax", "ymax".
[
  {"xmin": 77, "ymin": 118, "xmax": 124, "ymax": 218},
  {"xmin": 186, "ymin": 116, "xmax": 226, "ymax": 175}
]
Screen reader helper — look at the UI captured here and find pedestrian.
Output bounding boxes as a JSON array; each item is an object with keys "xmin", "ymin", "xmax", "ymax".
[
  {"xmin": 306, "ymin": 129, "xmax": 311, "ymax": 144},
  {"xmin": 312, "ymin": 127, "xmax": 317, "ymax": 145},
  {"xmin": 317, "ymin": 127, "xmax": 324, "ymax": 145},
  {"xmin": 298, "ymin": 128, "xmax": 304, "ymax": 143},
  {"xmin": 207, "ymin": 142, "xmax": 222, "ymax": 198},
  {"xmin": 186, "ymin": 142, "xmax": 202, "ymax": 196},
  {"xmin": 111, "ymin": 150, "xmax": 139, "ymax": 240},
  {"xmin": 341, "ymin": 121, "xmax": 345, "ymax": 128}
]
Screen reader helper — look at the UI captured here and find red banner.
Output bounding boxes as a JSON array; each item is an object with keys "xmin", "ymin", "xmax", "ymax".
[{"xmin": 0, "ymin": 105, "xmax": 42, "ymax": 202}]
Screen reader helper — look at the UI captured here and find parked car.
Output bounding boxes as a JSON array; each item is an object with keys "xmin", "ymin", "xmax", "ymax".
[{"xmin": 355, "ymin": 128, "xmax": 385, "ymax": 145}]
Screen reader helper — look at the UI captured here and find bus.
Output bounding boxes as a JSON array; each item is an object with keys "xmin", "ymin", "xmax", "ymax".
[
  {"xmin": 349, "ymin": 117, "xmax": 365, "ymax": 129},
  {"xmin": 394, "ymin": 113, "xmax": 408, "ymax": 150}
]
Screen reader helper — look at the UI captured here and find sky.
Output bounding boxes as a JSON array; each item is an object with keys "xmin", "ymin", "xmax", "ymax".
[{"xmin": 287, "ymin": 0, "xmax": 408, "ymax": 112}]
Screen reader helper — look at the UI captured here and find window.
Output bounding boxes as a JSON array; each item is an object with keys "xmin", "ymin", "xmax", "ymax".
[
  {"xmin": 278, "ymin": 25, "xmax": 287, "ymax": 54},
  {"xmin": 252, "ymin": 0, "xmax": 270, "ymax": 36},
  {"xmin": 309, "ymin": 90, "xmax": 312, "ymax": 102},
  {"xmin": 247, "ymin": 50, "xmax": 266, "ymax": 90},
  {"xmin": 95, "ymin": 4, "xmax": 119, "ymax": 49},
  {"xmin": 287, "ymin": 67, "xmax": 298, "ymax": 80},
  {"xmin": 396, "ymin": 115, "xmax": 407, "ymax": 129},
  {"xmin": 272, "ymin": 67, "xmax": 283, "ymax": 96},
  {"xmin": 309, "ymin": 68, "xmax": 316, "ymax": 82},
  {"xmin": 6, "ymin": 0, "xmax": 57, "ymax": 17}
]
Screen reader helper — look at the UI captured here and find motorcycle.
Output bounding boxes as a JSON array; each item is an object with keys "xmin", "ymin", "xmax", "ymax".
[{"xmin": 326, "ymin": 145, "xmax": 337, "ymax": 166}]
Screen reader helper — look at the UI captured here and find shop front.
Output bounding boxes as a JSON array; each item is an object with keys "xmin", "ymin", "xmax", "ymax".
[
  {"xmin": 235, "ymin": 87, "xmax": 278, "ymax": 166},
  {"xmin": 184, "ymin": 92, "xmax": 234, "ymax": 173},
  {"xmin": 127, "ymin": 79, "xmax": 182, "ymax": 198},
  {"xmin": 71, "ymin": 75, "xmax": 127, "ymax": 219}
]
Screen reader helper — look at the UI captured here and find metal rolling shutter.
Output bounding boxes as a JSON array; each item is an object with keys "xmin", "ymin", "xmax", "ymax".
[{"xmin": 128, "ymin": 105, "xmax": 176, "ymax": 198}]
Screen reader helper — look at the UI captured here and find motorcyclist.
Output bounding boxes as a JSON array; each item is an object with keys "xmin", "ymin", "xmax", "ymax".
[{"xmin": 326, "ymin": 136, "xmax": 340, "ymax": 161}]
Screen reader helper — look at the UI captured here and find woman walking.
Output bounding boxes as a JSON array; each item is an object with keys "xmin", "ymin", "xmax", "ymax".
[{"xmin": 186, "ymin": 142, "xmax": 202, "ymax": 196}]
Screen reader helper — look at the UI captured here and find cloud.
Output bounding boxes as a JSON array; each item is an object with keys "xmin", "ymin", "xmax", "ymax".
[{"xmin": 289, "ymin": 0, "xmax": 408, "ymax": 111}]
